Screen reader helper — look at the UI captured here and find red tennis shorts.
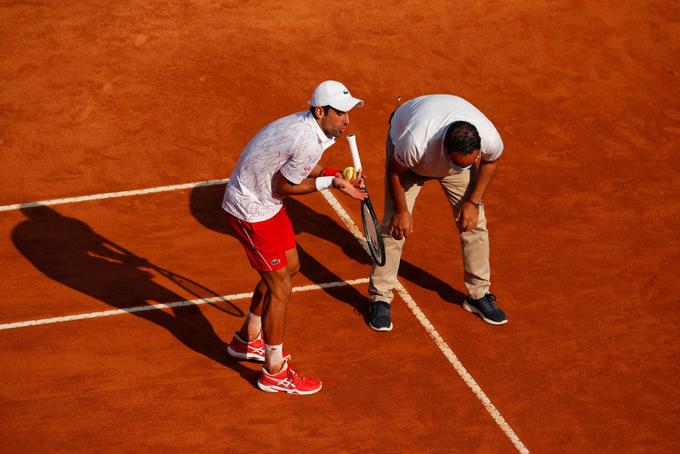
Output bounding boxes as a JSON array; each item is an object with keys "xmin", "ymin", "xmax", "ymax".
[{"xmin": 226, "ymin": 207, "xmax": 296, "ymax": 272}]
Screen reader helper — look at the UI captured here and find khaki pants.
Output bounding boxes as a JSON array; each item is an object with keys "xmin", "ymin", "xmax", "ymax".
[{"xmin": 368, "ymin": 136, "xmax": 492, "ymax": 303}]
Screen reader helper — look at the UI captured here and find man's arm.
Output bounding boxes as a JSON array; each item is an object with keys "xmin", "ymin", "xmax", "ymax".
[
  {"xmin": 387, "ymin": 155, "xmax": 413, "ymax": 240},
  {"xmin": 275, "ymin": 171, "xmax": 367, "ymax": 200},
  {"xmin": 275, "ymin": 173, "xmax": 318, "ymax": 195},
  {"xmin": 308, "ymin": 164, "xmax": 342, "ymax": 178},
  {"xmin": 307, "ymin": 164, "xmax": 324, "ymax": 178},
  {"xmin": 460, "ymin": 158, "xmax": 499, "ymax": 231}
]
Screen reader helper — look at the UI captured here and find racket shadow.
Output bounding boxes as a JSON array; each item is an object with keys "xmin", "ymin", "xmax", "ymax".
[
  {"xmin": 189, "ymin": 184, "xmax": 371, "ymax": 320},
  {"xmin": 12, "ymin": 205, "xmax": 258, "ymax": 386}
]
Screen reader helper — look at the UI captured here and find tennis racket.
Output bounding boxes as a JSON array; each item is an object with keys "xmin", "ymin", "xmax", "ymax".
[{"xmin": 347, "ymin": 134, "xmax": 386, "ymax": 266}]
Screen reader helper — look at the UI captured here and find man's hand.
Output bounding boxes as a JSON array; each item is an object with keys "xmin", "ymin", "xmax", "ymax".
[
  {"xmin": 389, "ymin": 210, "xmax": 413, "ymax": 240},
  {"xmin": 346, "ymin": 169, "xmax": 364, "ymax": 189},
  {"xmin": 333, "ymin": 176, "xmax": 368, "ymax": 201},
  {"xmin": 338, "ymin": 167, "xmax": 364, "ymax": 188},
  {"xmin": 459, "ymin": 202, "xmax": 480, "ymax": 232}
]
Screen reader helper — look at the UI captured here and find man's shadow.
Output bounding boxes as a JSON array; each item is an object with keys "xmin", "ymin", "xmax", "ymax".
[
  {"xmin": 397, "ymin": 261, "xmax": 468, "ymax": 307},
  {"xmin": 12, "ymin": 205, "xmax": 257, "ymax": 385},
  {"xmin": 189, "ymin": 184, "xmax": 372, "ymax": 319}
]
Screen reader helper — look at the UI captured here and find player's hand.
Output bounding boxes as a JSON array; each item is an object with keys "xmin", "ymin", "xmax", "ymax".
[
  {"xmin": 350, "ymin": 169, "xmax": 365, "ymax": 189},
  {"xmin": 389, "ymin": 210, "xmax": 413, "ymax": 240},
  {"xmin": 333, "ymin": 176, "xmax": 368, "ymax": 201},
  {"xmin": 341, "ymin": 168, "xmax": 365, "ymax": 189},
  {"xmin": 459, "ymin": 202, "xmax": 479, "ymax": 232}
]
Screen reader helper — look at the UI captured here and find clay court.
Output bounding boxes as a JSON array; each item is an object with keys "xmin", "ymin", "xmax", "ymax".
[{"xmin": 1, "ymin": 1, "xmax": 679, "ymax": 452}]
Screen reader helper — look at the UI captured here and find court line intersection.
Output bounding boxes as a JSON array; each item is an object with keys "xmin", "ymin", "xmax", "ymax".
[{"xmin": 1, "ymin": 179, "xmax": 529, "ymax": 453}]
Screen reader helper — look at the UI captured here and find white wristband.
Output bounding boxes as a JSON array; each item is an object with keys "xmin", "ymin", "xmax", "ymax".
[{"xmin": 315, "ymin": 176, "xmax": 334, "ymax": 191}]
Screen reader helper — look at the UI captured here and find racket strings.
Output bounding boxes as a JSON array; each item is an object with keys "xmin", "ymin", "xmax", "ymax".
[{"xmin": 361, "ymin": 202, "xmax": 385, "ymax": 265}]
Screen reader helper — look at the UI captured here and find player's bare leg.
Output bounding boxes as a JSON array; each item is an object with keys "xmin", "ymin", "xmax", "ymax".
[
  {"xmin": 237, "ymin": 280, "xmax": 267, "ymax": 341},
  {"xmin": 260, "ymin": 247, "xmax": 299, "ymax": 373},
  {"xmin": 260, "ymin": 267, "xmax": 291, "ymax": 373},
  {"xmin": 238, "ymin": 248, "xmax": 299, "ymax": 342},
  {"xmin": 256, "ymin": 247, "xmax": 321, "ymax": 394},
  {"xmin": 284, "ymin": 246, "xmax": 300, "ymax": 278}
]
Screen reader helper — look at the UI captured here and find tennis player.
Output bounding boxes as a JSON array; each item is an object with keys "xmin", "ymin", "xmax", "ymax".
[
  {"xmin": 368, "ymin": 94, "xmax": 508, "ymax": 331},
  {"xmin": 223, "ymin": 81, "xmax": 366, "ymax": 395}
]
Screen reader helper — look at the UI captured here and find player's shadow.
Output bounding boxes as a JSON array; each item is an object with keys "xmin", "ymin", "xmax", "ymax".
[
  {"xmin": 189, "ymin": 184, "xmax": 371, "ymax": 319},
  {"xmin": 12, "ymin": 205, "xmax": 258, "ymax": 385}
]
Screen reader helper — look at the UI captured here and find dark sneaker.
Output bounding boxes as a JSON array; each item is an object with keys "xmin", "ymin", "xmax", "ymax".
[
  {"xmin": 463, "ymin": 294, "xmax": 508, "ymax": 325},
  {"xmin": 369, "ymin": 301, "xmax": 393, "ymax": 332}
]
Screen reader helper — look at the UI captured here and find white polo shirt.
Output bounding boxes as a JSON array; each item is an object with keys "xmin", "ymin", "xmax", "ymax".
[
  {"xmin": 222, "ymin": 111, "xmax": 335, "ymax": 222},
  {"xmin": 389, "ymin": 95, "xmax": 503, "ymax": 177}
]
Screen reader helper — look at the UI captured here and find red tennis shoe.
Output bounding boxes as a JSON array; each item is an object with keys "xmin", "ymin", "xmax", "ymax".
[
  {"xmin": 226, "ymin": 332, "xmax": 290, "ymax": 363},
  {"xmin": 257, "ymin": 361, "xmax": 322, "ymax": 395},
  {"xmin": 227, "ymin": 332, "xmax": 265, "ymax": 361}
]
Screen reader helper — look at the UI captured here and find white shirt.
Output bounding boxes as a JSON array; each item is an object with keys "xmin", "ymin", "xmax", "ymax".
[
  {"xmin": 389, "ymin": 95, "xmax": 503, "ymax": 177},
  {"xmin": 222, "ymin": 111, "xmax": 335, "ymax": 222}
]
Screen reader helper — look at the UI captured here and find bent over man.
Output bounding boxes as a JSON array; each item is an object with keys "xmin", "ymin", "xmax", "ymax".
[
  {"xmin": 223, "ymin": 81, "xmax": 367, "ymax": 394},
  {"xmin": 368, "ymin": 94, "xmax": 508, "ymax": 331}
]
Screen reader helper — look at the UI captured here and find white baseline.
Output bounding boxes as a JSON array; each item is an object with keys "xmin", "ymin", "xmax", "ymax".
[{"xmin": 0, "ymin": 179, "xmax": 229, "ymax": 212}]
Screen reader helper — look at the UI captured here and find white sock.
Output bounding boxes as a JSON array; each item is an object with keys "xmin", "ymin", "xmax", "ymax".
[
  {"xmin": 264, "ymin": 343, "xmax": 284, "ymax": 372},
  {"xmin": 244, "ymin": 312, "xmax": 262, "ymax": 339}
]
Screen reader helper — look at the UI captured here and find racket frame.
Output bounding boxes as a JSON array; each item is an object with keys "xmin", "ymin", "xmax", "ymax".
[{"xmin": 360, "ymin": 187, "xmax": 386, "ymax": 266}]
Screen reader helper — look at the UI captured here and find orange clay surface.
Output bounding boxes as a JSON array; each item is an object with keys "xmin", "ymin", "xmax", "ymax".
[{"xmin": 1, "ymin": 1, "xmax": 679, "ymax": 452}]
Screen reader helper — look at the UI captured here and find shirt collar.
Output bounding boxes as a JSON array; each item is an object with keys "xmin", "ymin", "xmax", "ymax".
[{"xmin": 307, "ymin": 111, "xmax": 335, "ymax": 150}]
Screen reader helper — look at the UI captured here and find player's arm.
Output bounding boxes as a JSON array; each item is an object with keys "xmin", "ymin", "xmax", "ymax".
[
  {"xmin": 275, "ymin": 172, "xmax": 317, "ymax": 195},
  {"xmin": 460, "ymin": 157, "xmax": 499, "ymax": 232},
  {"xmin": 387, "ymin": 155, "xmax": 413, "ymax": 240},
  {"xmin": 275, "ymin": 171, "xmax": 367, "ymax": 200},
  {"xmin": 307, "ymin": 164, "xmax": 340, "ymax": 178}
]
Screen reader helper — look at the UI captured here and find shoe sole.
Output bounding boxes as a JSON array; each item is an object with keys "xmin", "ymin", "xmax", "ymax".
[
  {"xmin": 462, "ymin": 302, "xmax": 508, "ymax": 325},
  {"xmin": 257, "ymin": 381, "xmax": 322, "ymax": 395},
  {"xmin": 368, "ymin": 321, "xmax": 393, "ymax": 332}
]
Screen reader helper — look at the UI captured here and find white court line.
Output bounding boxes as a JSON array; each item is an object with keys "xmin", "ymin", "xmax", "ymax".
[
  {"xmin": 1, "ymin": 178, "xmax": 529, "ymax": 452},
  {"xmin": 0, "ymin": 179, "xmax": 229, "ymax": 212},
  {"xmin": 320, "ymin": 190, "xmax": 530, "ymax": 454},
  {"xmin": 0, "ymin": 278, "xmax": 369, "ymax": 331}
]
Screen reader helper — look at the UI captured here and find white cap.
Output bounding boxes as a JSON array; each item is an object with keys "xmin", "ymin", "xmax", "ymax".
[{"xmin": 308, "ymin": 80, "xmax": 364, "ymax": 112}]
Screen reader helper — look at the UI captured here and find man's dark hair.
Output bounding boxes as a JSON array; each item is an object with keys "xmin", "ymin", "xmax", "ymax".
[
  {"xmin": 443, "ymin": 121, "xmax": 480, "ymax": 155},
  {"xmin": 309, "ymin": 105, "xmax": 331, "ymax": 119}
]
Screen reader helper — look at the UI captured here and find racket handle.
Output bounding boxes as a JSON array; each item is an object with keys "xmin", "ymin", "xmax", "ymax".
[{"xmin": 347, "ymin": 134, "xmax": 363, "ymax": 172}]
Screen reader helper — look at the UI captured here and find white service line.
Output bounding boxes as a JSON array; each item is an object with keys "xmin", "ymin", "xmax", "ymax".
[
  {"xmin": 0, "ymin": 179, "xmax": 230, "ymax": 212},
  {"xmin": 0, "ymin": 278, "xmax": 369, "ymax": 331},
  {"xmin": 320, "ymin": 189, "xmax": 530, "ymax": 454}
]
